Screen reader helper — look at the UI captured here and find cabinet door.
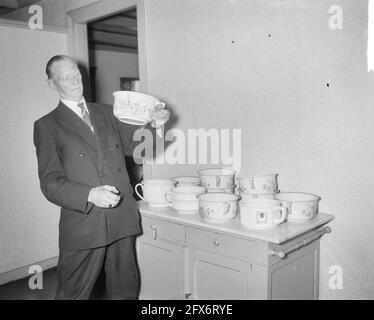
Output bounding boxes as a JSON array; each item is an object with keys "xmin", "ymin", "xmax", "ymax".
[
  {"xmin": 136, "ymin": 235, "xmax": 185, "ymax": 300},
  {"xmin": 270, "ymin": 243, "xmax": 320, "ymax": 300},
  {"xmin": 186, "ymin": 247, "xmax": 267, "ymax": 300}
]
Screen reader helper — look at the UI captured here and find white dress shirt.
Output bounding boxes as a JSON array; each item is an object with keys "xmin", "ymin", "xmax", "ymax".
[{"xmin": 61, "ymin": 97, "xmax": 89, "ymax": 119}]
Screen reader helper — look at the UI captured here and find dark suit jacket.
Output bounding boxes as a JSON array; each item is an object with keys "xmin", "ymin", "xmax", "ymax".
[{"xmin": 34, "ymin": 101, "xmax": 146, "ymax": 251}]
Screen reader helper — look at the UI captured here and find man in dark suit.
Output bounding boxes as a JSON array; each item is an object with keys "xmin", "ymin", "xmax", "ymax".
[{"xmin": 33, "ymin": 55, "xmax": 169, "ymax": 299}]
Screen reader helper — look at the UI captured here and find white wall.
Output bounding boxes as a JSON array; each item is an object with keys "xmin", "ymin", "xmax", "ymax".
[
  {"xmin": 144, "ymin": 0, "xmax": 374, "ymax": 299},
  {"xmin": 0, "ymin": 22, "xmax": 67, "ymax": 275},
  {"xmin": 1, "ymin": 0, "xmax": 101, "ymax": 28},
  {"xmin": 90, "ymin": 49, "xmax": 139, "ymax": 105},
  {"xmin": 2, "ymin": 0, "xmax": 69, "ymax": 28}
]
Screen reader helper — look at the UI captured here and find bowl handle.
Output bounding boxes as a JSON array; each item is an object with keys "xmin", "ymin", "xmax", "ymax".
[
  {"xmin": 222, "ymin": 202, "xmax": 231, "ymax": 216},
  {"xmin": 134, "ymin": 183, "xmax": 145, "ymax": 201},
  {"xmin": 155, "ymin": 101, "xmax": 166, "ymax": 110},
  {"xmin": 274, "ymin": 206, "xmax": 288, "ymax": 224},
  {"xmin": 165, "ymin": 192, "xmax": 173, "ymax": 206}
]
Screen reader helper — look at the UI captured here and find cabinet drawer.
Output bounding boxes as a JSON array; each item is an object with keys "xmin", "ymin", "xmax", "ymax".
[
  {"xmin": 141, "ymin": 215, "xmax": 185, "ymax": 243},
  {"xmin": 186, "ymin": 226, "xmax": 259, "ymax": 260}
]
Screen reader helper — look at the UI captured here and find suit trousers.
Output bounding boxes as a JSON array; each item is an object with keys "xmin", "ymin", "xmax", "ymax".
[{"xmin": 55, "ymin": 236, "xmax": 139, "ymax": 300}]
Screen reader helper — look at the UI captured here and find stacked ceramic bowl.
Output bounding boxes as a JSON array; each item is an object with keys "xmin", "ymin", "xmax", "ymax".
[
  {"xmin": 135, "ymin": 179, "xmax": 176, "ymax": 207},
  {"xmin": 172, "ymin": 176, "xmax": 200, "ymax": 187},
  {"xmin": 237, "ymin": 173, "xmax": 279, "ymax": 201},
  {"xmin": 239, "ymin": 199, "xmax": 287, "ymax": 229},
  {"xmin": 198, "ymin": 168, "xmax": 236, "ymax": 193},
  {"xmin": 166, "ymin": 186, "xmax": 206, "ymax": 214},
  {"xmin": 274, "ymin": 192, "xmax": 320, "ymax": 223},
  {"xmin": 198, "ymin": 192, "xmax": 240, "ymax": 222}
]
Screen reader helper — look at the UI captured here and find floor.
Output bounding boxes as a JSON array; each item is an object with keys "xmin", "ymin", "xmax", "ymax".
[
  {"xmin": 0, "ymin": 268, "xmax": 58, "ymax": 300},
  {"xmin": 0, "ymin": 267, "xmax": 106, "ymax": 300}
]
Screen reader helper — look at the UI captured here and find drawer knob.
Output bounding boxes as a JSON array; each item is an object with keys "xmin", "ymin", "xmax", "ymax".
[
  {"xmin": 150, "ymin": 224, "xmax": 158, "ymax": 240},
  {"xmin": 213, "ymin": 239, "xmax": 220, "ymax": 247},
  {"xmin": 185, "ymin": 292, "xmax": 192, "ymax": 299}
]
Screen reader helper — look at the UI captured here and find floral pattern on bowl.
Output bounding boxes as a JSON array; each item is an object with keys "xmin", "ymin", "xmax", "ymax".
[
  {"xmin": 113, "ymin": 91, "xmax": 165, "ymax": 125},
  {"xmin": 275, "ymin": 192, "xmax": 320, "ymax": 222},
  {"xmin": 200, "ymin": 203, "xmax": 230, "ymax": 217},
  {"xmin": 256, "ymin": 211, "xmax": 268, "ymax": 224},
  {"xmin": 262, "ymin": 180, "xmax": 277, "ymax": 193},
  {"xmin": 199, "ymin": 201, "xmax": 237, "ymax": 221},
  {"xmin": 302, "ymin": 205, "xmax": 317, "ymax": 218},
  {"xmin": 238, "ymin": 174, "xmax": 278, "ymax": 194}
]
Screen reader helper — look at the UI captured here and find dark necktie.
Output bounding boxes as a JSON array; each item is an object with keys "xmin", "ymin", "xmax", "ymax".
[{"xmin": 77, "ymin": 102, "xmax": 94, "ymax": 133}]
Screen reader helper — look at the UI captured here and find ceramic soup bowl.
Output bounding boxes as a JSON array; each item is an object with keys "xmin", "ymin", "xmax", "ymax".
[
  {"xmin": 165, "ymin": 186, "xmax": 206, "ymax": 214},
  {"xmin": 166, "ymin": 186, "xmax": 206, "ymax": 201},
  {"xmin": 113, "ymin": 91, "xmax": 165, "ymax": 126},
  {"xmin": 239, "ymin": 191, "xmax": 279, "ymax": 201},
  {"xmin": 206, "ymin": 185, "xmax": 236, "ymax": 194},
  {"xmin": 274, "ymin": 192, "xmax": 320, "ymax": 222},
  {"xmin": 135, "ymin": 179, "xmax": 176, "ymax": 207},
  {"xmin": 238, "ymin": 174, "xmax": 278, "ymax": 194},
  {"xmin": 169, "ymin": 200, "xmax": 200, "ymax": 214},
  {"xmin": 198, "ymin": 193, "xmax": 239, "ymax": 222},
  {"xmin": 198, "ymin": 168, "xmax": 236, "ymax": 189},
  {"xmin": 239, "ymin": 199, "xmax": 287, "ymax": 229},
  {"xmin": 172, "ymin": 176, "xmax": 200, "ymax": 187}
]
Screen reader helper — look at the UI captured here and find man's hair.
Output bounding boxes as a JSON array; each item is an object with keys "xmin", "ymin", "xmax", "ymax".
[{"xmin": 45, "ymin": 55, "xmax": 72, "ymax": 79}]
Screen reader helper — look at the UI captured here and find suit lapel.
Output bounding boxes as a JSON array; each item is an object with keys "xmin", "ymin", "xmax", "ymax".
[
  {"xmin": 56, "ymin": 101, "xmax": 97, "ymax": 151},
  {"xmin": 57, "ymin": 101, "xmax": 112, "ymax": 175},
  {"xmin": 86, "ymin": 103, "xmax": 108, "ymax": 153},
  {"xmin": 86, "ymin": 102, "xmax": 110, "ymax": 174}
]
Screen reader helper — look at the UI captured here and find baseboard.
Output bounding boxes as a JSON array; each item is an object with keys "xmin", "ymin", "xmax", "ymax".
[{"xmin": 0, "ymin": 256, "xmax": 59, "ymax": 286}]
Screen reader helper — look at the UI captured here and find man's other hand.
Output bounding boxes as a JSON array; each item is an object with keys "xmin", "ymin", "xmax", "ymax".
[
  {"xmin": 88, "ymin": 185, "xmax": 121, "ymax": 208},
  {"xmin": 150, "ymin": 103, "xmax": 170, "ymax": 129}
]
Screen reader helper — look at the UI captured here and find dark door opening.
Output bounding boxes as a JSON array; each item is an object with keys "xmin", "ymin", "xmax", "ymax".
[{"xmin": 87, "ymin": 8, "xmax": 143, "ymax": 200}]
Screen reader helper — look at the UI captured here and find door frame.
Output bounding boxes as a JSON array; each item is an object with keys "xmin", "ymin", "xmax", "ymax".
[
  {"xmin": 67, "ymin": 0, "xmax": 152, "ymax": 179},
  {"xmin": 67, "ymin": 0, "xmax": 148, "ymax": 93}
]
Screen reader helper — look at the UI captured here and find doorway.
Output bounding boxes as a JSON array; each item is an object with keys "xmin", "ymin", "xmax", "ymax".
[
  {"xmin": 87, "ymin": 8, "xmax": 139, "ymax": 104},
  {"xmin": 67, "ymin": 0, "xmax": 148, "ymax": 193},
  {"xmin": 87, "ymin": 9, "xmax": 142, "ymax": 199},
  {"xmin": 67, "ymin": 0, "xmax": 148, "ymax": 93}
]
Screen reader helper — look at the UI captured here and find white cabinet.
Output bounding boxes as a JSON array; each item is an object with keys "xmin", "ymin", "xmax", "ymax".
[
  {"xmin": 184, "ymin": 226, "xmax": 267, "ymax": 300},
  {"xmin": 136, "ymin": 202, "xmax": 333, "ymax": 300},
  {"xmin": 269, "ymin": 241, "xmax": 320, "ymax": 300},
  {"xmin": 136, "ymin": 216, "xmax": 185, "ymax": 300},
  {"xmin": 185, "ymin": 247, "xmax": 267, "ymax": 300},
  {"xmin": 136, "ymin": 237, "xmax": 184, "ymax": 299}
]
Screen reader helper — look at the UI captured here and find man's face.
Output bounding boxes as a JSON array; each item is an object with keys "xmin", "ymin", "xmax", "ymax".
[{"xmin": 48, "ymin": 58, "xmax": 83, "ymax": 102}]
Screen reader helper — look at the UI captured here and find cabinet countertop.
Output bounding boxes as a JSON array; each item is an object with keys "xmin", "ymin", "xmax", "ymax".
[{"xmin": 137, "ymin": 201, "xmax": 335, "ymax": 244}]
